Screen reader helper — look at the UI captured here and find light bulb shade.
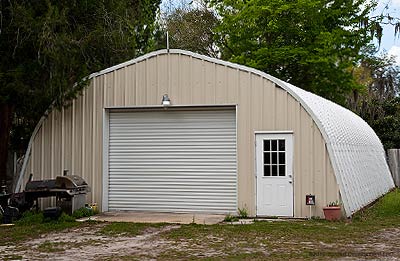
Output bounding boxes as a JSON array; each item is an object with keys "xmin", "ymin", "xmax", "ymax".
[{"xmin": 161, "ymin": 94, "xmax": 171, "ymax": 106}]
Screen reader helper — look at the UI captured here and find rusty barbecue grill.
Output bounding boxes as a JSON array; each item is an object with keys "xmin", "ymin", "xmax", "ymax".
[{"xmin": 8, "ymin": 175, "xmax": 91, "ymax": 216}]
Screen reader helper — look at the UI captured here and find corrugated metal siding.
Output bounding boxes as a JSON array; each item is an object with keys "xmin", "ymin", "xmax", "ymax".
[
  {"xmin": 107, "ymin": 110, "xmax": 237, "ymax": 213},
  {"xmin": 21, "ymin": 50, "xmax": 339, "ymax": 217}
]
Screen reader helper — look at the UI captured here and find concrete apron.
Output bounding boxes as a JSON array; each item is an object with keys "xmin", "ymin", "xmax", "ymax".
[{"xmin": 83, "ymin": 211, "xmax": 225, "ymax": 225}]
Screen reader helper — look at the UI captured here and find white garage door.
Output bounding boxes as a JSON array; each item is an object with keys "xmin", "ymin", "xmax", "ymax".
[{"xmin": 107, "ymin": 109, "xmax": 237, "ymax": 213}]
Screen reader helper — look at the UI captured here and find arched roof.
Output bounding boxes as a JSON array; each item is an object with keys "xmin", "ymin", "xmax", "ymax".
[{"xmin": 16, "ymin": 49, "xmax": 394, "ymax": 215}]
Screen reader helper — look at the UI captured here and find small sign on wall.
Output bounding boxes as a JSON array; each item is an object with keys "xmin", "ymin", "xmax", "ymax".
[{"xmin": 306, "ymin": 194, "xmax": 315, "ymax": 205}]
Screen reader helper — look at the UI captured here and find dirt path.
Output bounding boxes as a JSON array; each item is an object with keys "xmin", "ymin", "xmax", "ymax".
[{"xmin": 1, "ymin": 224, "xmax": 179, "ymax": 260}]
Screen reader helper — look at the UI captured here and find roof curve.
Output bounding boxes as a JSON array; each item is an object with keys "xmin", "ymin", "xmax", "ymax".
[{"xmin": 16, "ymin": 49, "xmax": 394, "ymax": 216}]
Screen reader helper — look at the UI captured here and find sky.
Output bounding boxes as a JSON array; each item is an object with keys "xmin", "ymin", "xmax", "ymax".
[{"xmin": 375, "ymin": 0, "xmax": 400, "ymax": 64}]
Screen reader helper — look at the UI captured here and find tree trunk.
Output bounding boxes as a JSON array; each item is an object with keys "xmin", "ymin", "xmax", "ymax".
[{"xmin": 0, "ymin": 103, "xmax": 14, "ymax": 190}]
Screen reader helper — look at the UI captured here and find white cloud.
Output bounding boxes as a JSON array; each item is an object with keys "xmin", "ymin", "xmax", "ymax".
[
  {"xmin": 388, "ymin": 46, "xmax": 400, "ymax": 64},
  {"xmin": 392, "ymin": 0, "xmax": 400, "ymax": 6}
]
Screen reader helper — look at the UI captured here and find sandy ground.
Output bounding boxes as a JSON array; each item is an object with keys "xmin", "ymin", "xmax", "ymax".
[
  {"xmin": 2, "ymin": 224, "xmax": 400, "ymax": 260},
  {"xmin": 0, "ymin": 223, "xmax": 178, "ymax": 260}
]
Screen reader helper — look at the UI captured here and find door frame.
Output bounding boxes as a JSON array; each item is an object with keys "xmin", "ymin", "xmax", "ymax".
[{"xmin": 254, "ymin": 131, "xmax": 294, "ymax": 216}]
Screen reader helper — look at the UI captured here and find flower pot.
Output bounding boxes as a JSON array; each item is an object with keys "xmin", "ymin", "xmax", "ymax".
[{"xmin": 323, "ymin": 206, "xmax": 341, "ymax": 221}]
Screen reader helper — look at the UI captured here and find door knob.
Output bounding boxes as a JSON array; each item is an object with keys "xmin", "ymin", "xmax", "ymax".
[{"xmin": 289, "ymin": 180, "xmax": 293, "ymax": 184}]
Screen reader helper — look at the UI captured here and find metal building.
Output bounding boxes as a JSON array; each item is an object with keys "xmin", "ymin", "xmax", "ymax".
[{"xmin": 15, "ymin": 49, "xmax": 394, "ymax": 217}]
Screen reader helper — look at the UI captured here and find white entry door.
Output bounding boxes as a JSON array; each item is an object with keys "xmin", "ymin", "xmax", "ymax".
[{"xmin": 256, "ymin": 133, "xmax": 293, "ymax": 216}]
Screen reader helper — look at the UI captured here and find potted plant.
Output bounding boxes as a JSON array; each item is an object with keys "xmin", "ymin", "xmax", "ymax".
[{"xmin": 323, "ymin": 200, "xmax": 341, "ymax": 221}]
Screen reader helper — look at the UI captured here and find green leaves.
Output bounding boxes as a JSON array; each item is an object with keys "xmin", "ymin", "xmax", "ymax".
[
  {"xmin": 213, "ymin": 0, "xmax": 376, "ymax": 104},
  {"xmin": 0, "ymin": 0, "xmax": 161, "ymax": 151}
]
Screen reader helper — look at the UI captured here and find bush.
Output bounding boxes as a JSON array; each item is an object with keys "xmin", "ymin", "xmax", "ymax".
[
  {"xmin": 58, "ymin": 213, "xmax": 76, "ymax": 222},
  {"xmin": 72, "ymin": 207, "xmax": 93, "ymax": 219},
  {"xmin": 15, "ymin": 211, "xmax": 44, "ymax": 225}
]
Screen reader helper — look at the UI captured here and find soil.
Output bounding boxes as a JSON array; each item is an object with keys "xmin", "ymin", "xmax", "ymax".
[
  {"xmin": 2, "ymin": 225, "xmax": 400, "ymax": 260},
  {"xmin": 0, "ymin": 223, "xmax": 179, "ymax": 260}
]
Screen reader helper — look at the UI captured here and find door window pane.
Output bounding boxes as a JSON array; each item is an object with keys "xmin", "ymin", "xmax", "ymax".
[
  {"xmin": 264, "ymin": 140, "xmax": 270, "ymax": 151},
  {"xmin": 272, "ymin": 165, "xmax": 278, "ymax": 176},
  {"xmin": 272, "ymin": 153, "xmax": 277, "ymax": 164},
  {"xmin": 271, "ymin": 140, "xmax": 277, "ymax": 151},
  {"xmin": 264, "ymin": 165, "xmax": 271, "ymax": 176},
  {"xmin": 278, "ymin": 140, "xmax": 285, "ymax": 151},
  {"xmin": 279, "ymin": 152, "xmax": 285, "ymax": 164},
  {"xmin": 279, "ymin": 165, "xmax": 285, "ymax": 176},
  {"xmin": 264, "ymin": 152, "xmax": 270, "ymax": 164}
]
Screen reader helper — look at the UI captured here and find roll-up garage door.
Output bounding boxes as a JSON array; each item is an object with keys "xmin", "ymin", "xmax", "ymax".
[{"xmin": 108, "ymin": 109, "xmax": 237, "ymax": 213}]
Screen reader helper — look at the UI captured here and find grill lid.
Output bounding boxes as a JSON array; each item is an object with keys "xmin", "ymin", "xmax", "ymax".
[
  {"xmin": 25, "ymin": 179, "xmax": 57, "ymax": 191},
  {"xmin": 55, "ymin": 175, "xmax": 88, "ymax": 189}
]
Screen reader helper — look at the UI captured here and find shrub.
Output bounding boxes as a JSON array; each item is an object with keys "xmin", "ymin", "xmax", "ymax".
[
  {"xmin": 58, "ymin": 213, "xmax": 76, "ymax": 222},
  {"xmin": 15, "ymin": 211, "xmax": 44, "ymax": 225},
  {"xmin": 72, "ymin": 207, "xmax": 93, "ymax": 219}
]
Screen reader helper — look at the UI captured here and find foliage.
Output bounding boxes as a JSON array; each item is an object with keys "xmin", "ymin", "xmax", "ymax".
[
  {"xmin": 72, "ymin": 207, "xmax": 93, "ymax": 219},
  {"xmin": 223, "ymin": 213, "xmax": 238, "ymax": 222},
  {"xmin": 0, "ymin": 211, "xmax": 79, "ymax": 246},
  {"xmin": 211, "ymin": 0, "xmax": 378, "ymax": 104},
  {"xmin": 327, "ymin": 200, "xmax": 340, "ymax": 207},
  {"xmin": 0, "ymin": 0, "xmax": 161, "ymax": 187},
  {"xmin": 369, "ymin": 97, "xmax": 400, "ymax": 149},
  {"xmin": 15, "ymin": 210, "xmax": 45, "ymax": 225},
  {"xmin": 237, "ymin": 207, "xmax": 248, "ymax": 218},
  {"xmin": 58, "ymin": 212, "xmax": 77, "ymax": 222},
  {"xmin": 158, "ymin": 1, "xmax": 219, "ymax": 57},
  {"xmin": 349, "ymin": 50, "xmax": 400, "ymax": 149}
]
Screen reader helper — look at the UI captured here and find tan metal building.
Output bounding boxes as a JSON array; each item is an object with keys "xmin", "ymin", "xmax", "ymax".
[{"xmin": 15, "ymin": 49, "xmax": 394, "ymax": 217}]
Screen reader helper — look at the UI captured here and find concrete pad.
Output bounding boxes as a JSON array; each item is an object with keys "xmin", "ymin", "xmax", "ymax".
[{"xmin": 89, "ymin": 211, "xmax": 225, "ymax": 225}]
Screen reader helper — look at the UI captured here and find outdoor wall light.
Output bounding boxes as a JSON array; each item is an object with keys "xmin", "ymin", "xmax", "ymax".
[{"xmin": 161, "ymin": 94, "xmax": 171, "ymax": 107}]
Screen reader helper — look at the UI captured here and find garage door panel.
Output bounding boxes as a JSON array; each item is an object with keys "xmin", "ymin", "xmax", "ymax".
[{"xmin": 108, "ymin": 110, "xmax": 237, "ymax": 213}]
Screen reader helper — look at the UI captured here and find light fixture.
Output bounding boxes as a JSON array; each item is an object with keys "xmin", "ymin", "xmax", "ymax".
[{"xmin": 161, "ymin": 94, "xmax": 171, "ymax": 107}]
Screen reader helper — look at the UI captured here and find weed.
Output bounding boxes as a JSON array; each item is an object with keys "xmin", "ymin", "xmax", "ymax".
[
  {"xmin": 58, "ymin": 213, "xmax": 76, "ymax": 222},
  {"xmin": 15, "ymin": 211, "xmax": 44, "ymax": 225},
  {"xmin": 72, "ymin": 207, "xmax": 93, "ymax": 219},
  {"xmin": 238, "ymin": 207, "xmax": 248, "ymax": 218},
  {"xmin": 223, "ymin": 213, "xmax": 238, "ymax": 222}
]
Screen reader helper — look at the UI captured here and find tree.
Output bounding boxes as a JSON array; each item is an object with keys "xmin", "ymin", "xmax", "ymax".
[
  {"xmin": 0, "ymin": 0, "xmax": 161, "ymax": 189},
  {"xmin": 349, "ymin": 50, "xmax": 400, "ymax": 149},
  {"xmin": 157, "ymin": 0, "xmax": 219, "ymax": 57},
  {"xmin": 165, "ymin": 6, "xmax": 219, "ymax": 57},
  {"xmin": 211, "ymin": 0, "xmax": 378, "ymax": 104},
  {"xmin": 369, "ymin": 97, "xmax": 400, "ymax": 149}
]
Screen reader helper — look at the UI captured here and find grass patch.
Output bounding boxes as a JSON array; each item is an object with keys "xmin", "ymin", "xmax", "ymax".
[
  {"xmin": 157, "ymin": 189, "xmax": 400, "ymax": 260},
  {"xmin": 353, "ymin": 189, "xmax": 400, "ymax": 222},
  {"xmin": 0, "ymin": 211, "xmax": 81, "ymax": 246},
  {"xmin": 98, "ymin": 222, "xmax": 166, "ymax": 237},
  {"xmin": 2, "ymin": 189, "xmax": 400, "ymax": 260},
  {"xmin": 37, "ymin": 241, "xmax": 65, "ymax": 253}
]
